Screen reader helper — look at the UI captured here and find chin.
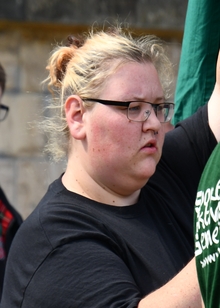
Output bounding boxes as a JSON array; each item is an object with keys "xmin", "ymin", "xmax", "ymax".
[
  {"xmin": 144, "ymin": 156, "xmax": 158, "ymax": 172},
  {"xmin": 136, "ymin": 167, "xmax": 157, "ymax": 186}
]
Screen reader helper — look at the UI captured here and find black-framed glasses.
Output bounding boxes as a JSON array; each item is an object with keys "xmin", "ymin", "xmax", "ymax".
[
  {"xmin": 82, "ymin": 98, "xmax": 174, "ymax": 123},
  {"xmin": 0, "ymin": 104, "xmax": 9, "ymax": 121}
]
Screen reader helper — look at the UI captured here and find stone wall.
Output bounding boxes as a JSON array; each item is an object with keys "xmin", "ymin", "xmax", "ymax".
[{"xmin": 0, "ymin": 1, "xmax": 187, "ymax": 218}]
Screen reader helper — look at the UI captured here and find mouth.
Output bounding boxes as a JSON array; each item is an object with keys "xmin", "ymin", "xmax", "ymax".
[
  {"xmin": 144, "ymin": 139, "xmax": 157, "ymax": 148},
  {"xmin": 145, "ymin": 143, "xmax": 155, "ymax": 148},
  {"xmin": 140, "ymin": 139, "xmax": 158, "ymax": 153}
]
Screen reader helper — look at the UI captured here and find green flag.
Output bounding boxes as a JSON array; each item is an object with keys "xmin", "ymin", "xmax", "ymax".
[{"xmin": 172, "ymin": 0, "xmax": 220, "ymax": 125}]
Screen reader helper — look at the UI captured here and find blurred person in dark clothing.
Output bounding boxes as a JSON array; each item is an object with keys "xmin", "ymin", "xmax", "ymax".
[{"xmin": 0, "ymin": 63, "xmax": 23, "ymax": 299}]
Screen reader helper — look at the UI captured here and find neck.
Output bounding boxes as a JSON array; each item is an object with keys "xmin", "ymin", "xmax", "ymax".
[{"xmin": 62, "ymin": 160, "xmax": 140, "ymax": 207}]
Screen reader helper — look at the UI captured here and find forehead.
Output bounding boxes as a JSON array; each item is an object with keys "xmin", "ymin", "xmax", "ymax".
[{"xmin": 100, "ymin": 61, "xmax": 164, "ymax": 100}]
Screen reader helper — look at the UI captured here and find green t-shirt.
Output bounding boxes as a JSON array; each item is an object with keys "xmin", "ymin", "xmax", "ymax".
[{"xmin": 194, "ymin": 142, "xmax": 220, "ymax": 308}]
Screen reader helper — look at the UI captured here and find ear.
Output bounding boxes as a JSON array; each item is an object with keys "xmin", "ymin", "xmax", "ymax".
[{"xmin": 65, "ymin": 95, "xmax": 86, "ymax": 140}]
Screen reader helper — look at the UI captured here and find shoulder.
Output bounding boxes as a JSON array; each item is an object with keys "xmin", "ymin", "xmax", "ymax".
[{"xmin": 19, "ymin": 177, "xmax": 117, "ymax": 251}]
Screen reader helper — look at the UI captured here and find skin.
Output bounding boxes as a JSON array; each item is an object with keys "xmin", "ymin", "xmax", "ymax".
[
  {"xmin": 208, "ymin": 50, "xmax": 220, "ymax": 142},
  {"xmin": 62, "ymin": 61, "xmax": 165, "ymax": 205}
]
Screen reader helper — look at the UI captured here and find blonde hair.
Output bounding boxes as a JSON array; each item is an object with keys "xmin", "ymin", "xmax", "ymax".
[{"xmin": 42, "ymin": 25, "xmax": 173, "ymax": 161}]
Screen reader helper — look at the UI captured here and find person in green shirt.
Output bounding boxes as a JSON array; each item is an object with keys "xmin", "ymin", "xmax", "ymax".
[{"xmin": 194, "ymin": 141, "xmax": 220, "ymax": 308}]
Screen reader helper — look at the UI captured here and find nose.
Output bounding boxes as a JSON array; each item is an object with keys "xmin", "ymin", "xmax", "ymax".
[{"xmin": 142, "ymin": 108, "xmax": 161, "ymax": 132}]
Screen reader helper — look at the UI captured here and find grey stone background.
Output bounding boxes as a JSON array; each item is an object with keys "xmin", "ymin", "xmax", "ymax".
[
  {"xmin": 0, "ymin": 0, "xmax": 187, "ymax": 28},
  {"xmin": 0, "ymin": 0, "xmax": 188, "ymax": 218}
]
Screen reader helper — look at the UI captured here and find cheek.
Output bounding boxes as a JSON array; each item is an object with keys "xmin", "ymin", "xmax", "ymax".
[
  {"xmin": 88, "ymin": 117, "xmax": 139, "ymax": 158},
  {"xmin": 92, "ymin": 123, "xmax": 128, "ymax": 149}
]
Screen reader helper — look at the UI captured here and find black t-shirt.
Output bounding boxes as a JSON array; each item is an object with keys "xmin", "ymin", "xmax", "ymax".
[{"xmin": 1, "ymin": 106, "xmax": 217, "ymax": 308}]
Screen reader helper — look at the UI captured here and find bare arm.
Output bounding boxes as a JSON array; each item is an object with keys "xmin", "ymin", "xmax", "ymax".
[
  {"xmin": 138, "ymin": 258, "xmax": 202, "ymax": 308},
  {"xmin": 208, "ymin": 50, "xmax": 220, "ymax": 141}
]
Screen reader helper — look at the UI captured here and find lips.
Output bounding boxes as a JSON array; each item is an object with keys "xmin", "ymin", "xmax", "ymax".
[
  {"xmin": 139, "ymin": 138, "xmax": 158, "ymax": 155},
  {"xmin": 144, "ymin": 139, "xmax": 157, "ymax": 148}
]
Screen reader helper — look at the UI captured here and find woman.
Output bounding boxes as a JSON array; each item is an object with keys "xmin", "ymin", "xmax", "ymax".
[{"xmin": 1, "ymin": 26, "xmax": 220, "ymax": 307}]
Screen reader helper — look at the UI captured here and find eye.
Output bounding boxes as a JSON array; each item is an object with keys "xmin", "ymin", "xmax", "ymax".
[
  {"xmin": 157, "ymin": 104, "xmax": 165, "ymax": 111},
  {"xmin": 128, "ymin": 102, "xmax": 142, "ymax": 113},
  {"xmin": 129, "ymin": 105, "xmax": 141, "ymax": 111},
  {"xmin": 157, "ymin": 104, "xmax": 168, "ymax": 113}
]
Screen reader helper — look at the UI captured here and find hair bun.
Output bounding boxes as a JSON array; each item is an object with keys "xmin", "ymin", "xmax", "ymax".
[{"xmin": 66, "ymin": 35, "xmax": 84, "ymax": 48}]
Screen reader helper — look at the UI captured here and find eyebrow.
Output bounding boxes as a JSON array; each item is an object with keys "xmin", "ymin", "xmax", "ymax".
[
  {"xmin": 131, "ymin": 96, "xmax": 165, "ymax": 103},
  {"xmin": 155, "ymin": 97, "xmax": 166, "ymax": 103}
]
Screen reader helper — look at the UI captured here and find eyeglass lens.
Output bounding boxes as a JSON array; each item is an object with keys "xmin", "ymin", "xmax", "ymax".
[
  {"xmin": 128, "ymin": 102, "xmax": 173, "ymax": 123},
  {"xmin": 0, "ymin": 105, "xmax": 9, "ymax": 121}
]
